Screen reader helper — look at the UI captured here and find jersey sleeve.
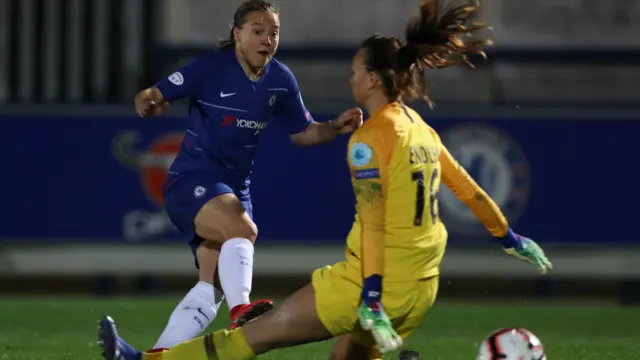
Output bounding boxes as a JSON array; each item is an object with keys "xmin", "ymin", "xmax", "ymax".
[
  {"xmin": 439, "ymin": 144, "xmax": 509, "ymax": 237},
  {"xmin": 348, "ymin": 126, "xmax": 394, "ymax": 278},
  {"xmin": 155, "ymin": 53, "xmax": 216, "ymax": 102},
  {"xmin": 272, "ymin": 69, "xmax": 313, "ymax": 134}
]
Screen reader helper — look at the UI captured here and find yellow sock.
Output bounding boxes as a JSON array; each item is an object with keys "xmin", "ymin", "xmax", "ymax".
[
  {"xmin": 141, "ymin": 329, "xmax": 255, "ymax": 360},
  {"xmin": 211, "ymin": 328, "xmax": 256, "ymax": 360},
  {"xmin": 141, "ymin": 336, "xmax": 208, "ymax": 360}
]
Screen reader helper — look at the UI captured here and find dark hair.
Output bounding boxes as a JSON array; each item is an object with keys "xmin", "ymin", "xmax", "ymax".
[
  {"xmin": 218, "ymin": 0, "xmax": 280, "ymax": 49},
  {"xmin": 361, "ymin": 0, "xmax": 492, "ymax": 107}
]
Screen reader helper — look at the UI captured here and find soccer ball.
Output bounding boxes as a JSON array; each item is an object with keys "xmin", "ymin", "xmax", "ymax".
[{"xmin": 476, "ymin": 328, "xmax": 546, "ymax": 360}]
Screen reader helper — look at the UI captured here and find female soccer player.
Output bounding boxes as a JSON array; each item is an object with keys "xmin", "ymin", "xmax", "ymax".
[
  {"xmin": 133, "ymin": 0, "xmax": 362, "ymax": 353},
  {"xmin": 101, "ymin": 0, "xmax": 551, "ymax": 359}
]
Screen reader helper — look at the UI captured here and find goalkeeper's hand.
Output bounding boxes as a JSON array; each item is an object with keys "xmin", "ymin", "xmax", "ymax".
[
  {"xmin": 497, "ymin": 228, "xmax": 553, "ymax": 274},
  {"xmin": 358, "ymin": 275, "xmax": 403, "ymax": 354}
]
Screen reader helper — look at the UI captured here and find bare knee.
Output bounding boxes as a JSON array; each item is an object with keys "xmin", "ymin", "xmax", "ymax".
[
  {"xmin": 197, "ymin": 215, "xmax": 257, "ymax": 244},
  {"xmin": 194, "ymin": 194, "xmax": 258, "ymax": 243},
  {"xmin": 226, "ymin": 219, "xmax": 258, "ymax": 243}
]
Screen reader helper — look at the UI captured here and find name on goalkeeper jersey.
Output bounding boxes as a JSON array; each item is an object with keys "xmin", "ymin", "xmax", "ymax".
[{"xmin": 409, "ymin": 145, "xmax": 439, "ymax": 165}]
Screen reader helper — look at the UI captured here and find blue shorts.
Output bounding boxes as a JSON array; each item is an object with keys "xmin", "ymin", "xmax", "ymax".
[{"xmin": 163, "ymin": 171, "xmax": 253, "ymax": 267}]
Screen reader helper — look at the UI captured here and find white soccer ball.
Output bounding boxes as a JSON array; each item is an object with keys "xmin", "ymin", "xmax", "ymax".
[{"xmin": 476, "ymin": 328, "xmax": 546, "ymax": 360}]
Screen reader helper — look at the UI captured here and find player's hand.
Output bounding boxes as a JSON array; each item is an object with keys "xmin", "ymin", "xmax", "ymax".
[
  {"xmin": 331, "ymin": 107, "xmax": 363, "ymax": 134},
  {"xmin": 358, "ymin": 275, "xmax": 402, "ymax": 354},
  {"xmin": 134, "ymin": 87, "xmax": 169, "ymax": 118},
  {"xmin": 358, "ymin": 302, "xmax": 402, "ymax": 354},
  {"xmin": 497, "ymin": 228, "xmax": 553, "ymax": 274}
]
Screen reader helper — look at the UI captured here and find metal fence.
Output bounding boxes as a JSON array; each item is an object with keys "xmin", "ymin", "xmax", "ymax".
[
  {"xmin": 1, "ymin": 0, "xmax": 154, "ymax": 103},
  {"xmin": 2, "ymin": 0, "xmax": 640, "ymax": 107}
]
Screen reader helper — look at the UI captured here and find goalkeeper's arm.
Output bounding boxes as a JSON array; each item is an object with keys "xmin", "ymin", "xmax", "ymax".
[{"xmin": 439, "ymin": 145, "xmax": 509, "ymax": 237}]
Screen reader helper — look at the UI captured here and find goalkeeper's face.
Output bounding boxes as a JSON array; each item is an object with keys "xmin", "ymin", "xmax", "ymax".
[{"xmin": 350, "ymin": 50, "xmax": 374, "ymax": 105}]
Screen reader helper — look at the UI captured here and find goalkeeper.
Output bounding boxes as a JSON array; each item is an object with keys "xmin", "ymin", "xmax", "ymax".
[{"xmin": 97, "ymin": 1, "xmax": 552, "ymax": 359}]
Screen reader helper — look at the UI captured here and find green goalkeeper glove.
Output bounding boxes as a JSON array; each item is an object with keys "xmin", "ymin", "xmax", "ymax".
[
  {"xmin": 358, "ymin": 301, "xmax": 403, "ymax": 353},
  {"xmin": 498, "ymin": 228, "xmax": 553, "ymax": 274}
]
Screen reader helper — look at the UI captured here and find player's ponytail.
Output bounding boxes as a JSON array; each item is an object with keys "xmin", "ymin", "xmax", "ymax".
[
  {"xmin": 218, "ymin": 28, "xmax": 236, "ymax": 49},
  {"xmin": 401, "ymin": 0, "xmax": 492, "ymax": 105},
  {"xmin": 361, "ymin": 0, "xmax": 492, "ymax": 107},
  {"xmin": 217, "ymin": 0, "xmax": 280, "ymax": 50}
]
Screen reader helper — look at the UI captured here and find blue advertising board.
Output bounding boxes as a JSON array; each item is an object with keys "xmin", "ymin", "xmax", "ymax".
[{"xmin": 1, "ymin": 114, "xmax": 638, "ymax": 246}]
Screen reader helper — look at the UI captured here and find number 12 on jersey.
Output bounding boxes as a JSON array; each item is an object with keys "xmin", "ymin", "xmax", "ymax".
[{"xmin": 411, "ymin": 169, "xmax": 439, "ymax": 226}]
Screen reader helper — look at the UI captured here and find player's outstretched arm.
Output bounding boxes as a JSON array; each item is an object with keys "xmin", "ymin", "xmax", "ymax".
[
  {"xmin": 276, "ymin": 66, "xmax": 363, "ymax": 146},
  {"xmin": 289, "ymin": 108, "xmax": 363, "ymax": 146},
  {"xmin": 439, "ymin": 145, "xmax": 552, "ymax": 274},
  {"xmin": 136, "ymin": 52, "xmax": 216, "ymax": 119},
  {"xmin": 134, "ymin": 86, "xmax": 169, "ymax": 118}
]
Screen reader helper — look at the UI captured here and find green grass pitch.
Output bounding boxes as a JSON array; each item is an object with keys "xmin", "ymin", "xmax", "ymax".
[{"xmin": 0, "ymin": 298, "xmax": 638, "ymax": 359}]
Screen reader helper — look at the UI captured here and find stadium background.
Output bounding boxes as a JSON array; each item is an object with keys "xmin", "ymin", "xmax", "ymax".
[{"xmin": 1, "ymin": 1, "xmax": 639, "ymax": 359}]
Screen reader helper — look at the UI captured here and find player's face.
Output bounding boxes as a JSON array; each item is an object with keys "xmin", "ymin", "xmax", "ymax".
[
  {"xmin": 350, "ymin": 49, "xmax": 376, "ymax": 105},
  {"xmin": 235, "ymin": 11, "xmax": 280, "ymax": 69}
]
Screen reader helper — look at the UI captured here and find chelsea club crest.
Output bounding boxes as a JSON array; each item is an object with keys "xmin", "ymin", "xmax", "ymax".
[{"xmin": 438, "ymin": 124, "xmax": 531, "ymax": 236}]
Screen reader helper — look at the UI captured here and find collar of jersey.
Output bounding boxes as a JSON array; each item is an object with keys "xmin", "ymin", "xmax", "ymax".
[
  {"xmin": 365, "ymin": 101, "xmax": 400, "ymax": 123},
  {"xmin": 225, "ymin": 48, "xmax": 273, "ymax": 84}
]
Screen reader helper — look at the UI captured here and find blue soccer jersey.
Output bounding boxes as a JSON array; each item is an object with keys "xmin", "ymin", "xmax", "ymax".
[{"xmin": 155, "ymin": 48, "xmax": 313, "ymax": 197}]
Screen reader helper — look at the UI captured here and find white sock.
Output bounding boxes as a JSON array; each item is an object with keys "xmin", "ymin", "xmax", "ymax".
[
  {"xmin": 153, "ymin": 281, "xmax": 224, "ymax": 349},
  {"xmin": 218, "ymin": 237, "xmax": 254, "ymax": 310}
]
